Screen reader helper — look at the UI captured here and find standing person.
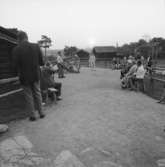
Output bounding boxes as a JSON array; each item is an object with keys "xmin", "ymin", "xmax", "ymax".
[
  {"xmin": 123, "ymin": 57, "xmax": 127, "ymax": 68},
  {"xmin": 141, "ymin": 55, "xmax": 145, "ymax": 65},
  {"xmin": 12, "ymin": 31, "xmax": 45, "ymax": 121},
  {"xmin": 88, "ymin": 54, "xmax": 92, "ymax": 68},
  {"xmin": 74, "ymin": 53, "xmax": 80, "ymax": 73},
  {"xmin": 89, "ymin": 53, "xmax": 96, "ymax": 70},
  {"xmin": 112, "ymin": 57, "xmax": 117, "ymax": 69},
  {"xmin": 57, "ymin": 51, "xmax": 65, "ymax": 78},
  {"xmin": 146, "ymin": 56, "xmax": 153, "ymax": 73}
]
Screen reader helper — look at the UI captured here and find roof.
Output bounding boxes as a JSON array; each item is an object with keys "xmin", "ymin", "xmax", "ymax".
[
  {"xmin": 93, "ymin": 46, "xmax": 116, "ymax": 53},
  {"xmin": 0, "ymin": 26, "xmax": 17, "ymax": 44}
]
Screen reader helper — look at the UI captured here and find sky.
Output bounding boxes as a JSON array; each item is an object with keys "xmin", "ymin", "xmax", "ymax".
[{"xmin": 0, "ymin": 0, "xmax": 165, "ymax": 49}]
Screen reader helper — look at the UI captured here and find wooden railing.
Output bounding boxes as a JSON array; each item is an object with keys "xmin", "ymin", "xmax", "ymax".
[{"xmin": 80, "ymin": 58, "xmax": 113, "ymax": 68}]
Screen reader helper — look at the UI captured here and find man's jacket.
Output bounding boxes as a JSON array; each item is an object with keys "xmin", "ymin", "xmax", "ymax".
[{"xmin": 12, "ymin": 41, "xmax": 44, "ymax": 85}]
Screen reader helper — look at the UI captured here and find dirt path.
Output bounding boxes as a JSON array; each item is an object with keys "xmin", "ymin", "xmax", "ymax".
[{"xmin": 1, "ymin": 68, "xmax": 165, "ymax": 167}]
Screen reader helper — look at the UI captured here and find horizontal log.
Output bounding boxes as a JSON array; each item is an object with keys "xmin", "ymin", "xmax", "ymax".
[
  {"xmin": 0, "ymin": 88, "xmax": 23, "ymax": 98},
  {"xmin": 0, "ymin": 35, "xmax": 17, "ymax": 45},
  {"xmin": 0, "ymin": 74, "xmax": 17, "ymax": 79},
  {"xmin": 151, "ymin": 77, "xmax": 165, "ymax": 83},
  {"xmin": 0, "ymin": 62, "xmax": 10, "ymax": 67},
  {"xmin": 0, "ymin": 77, "xmax": 18, "ymax": 84}
]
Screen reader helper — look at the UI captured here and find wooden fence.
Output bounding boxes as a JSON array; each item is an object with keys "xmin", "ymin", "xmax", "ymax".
[
  {"xmin": 80, "ymin": 58, "xmax": 113, "ymax": 69},
  {"xmin": 144, "ymin": 67, "xmax": 165, "ymax": 100}
]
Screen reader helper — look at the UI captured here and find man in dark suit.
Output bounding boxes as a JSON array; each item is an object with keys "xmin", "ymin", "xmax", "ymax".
[{"xmin": 12, "ymin": 31, "xmax": 45, "ymax": 121}]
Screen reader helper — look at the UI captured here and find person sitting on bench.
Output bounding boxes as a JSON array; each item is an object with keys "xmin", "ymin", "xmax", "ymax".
[
  {"xmin": 125, "ymin": 60, "xmax": 137, "ymax": 89},
  {"xmin": 41, "ymin": 61, "xmax": 62, "ymax": 102}
]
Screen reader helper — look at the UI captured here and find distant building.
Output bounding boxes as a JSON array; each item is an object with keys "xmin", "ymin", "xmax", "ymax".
[{"xmin": 93, "ymin": 46, "xmax": 117, "ymax": 59}]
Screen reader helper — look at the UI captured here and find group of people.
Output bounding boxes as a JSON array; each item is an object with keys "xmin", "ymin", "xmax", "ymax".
[
  {"xmin": 12, "ymin": 31, "xmax": 64, "ymax": 121},
  {"xmin": 120, "ymin": 56, "xmax": 146, "ymax": 91},
  {"xmin": 112, "ymin": 57, "xmax": 122, "ymax": 70}
]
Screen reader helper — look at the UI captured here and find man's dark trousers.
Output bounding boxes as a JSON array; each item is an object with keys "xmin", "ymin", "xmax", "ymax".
[
  {"xmin": 58, "ymin": 64, "xmax": 64, "ymax": 78},
  {"xmin": 22, "ymin": 81, "xmax": 43, "ymax": 118}
]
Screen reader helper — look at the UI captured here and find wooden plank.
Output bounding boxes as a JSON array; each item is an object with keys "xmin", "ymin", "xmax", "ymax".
[
  {"xmin": 0, "ymin": 74, "xmax": 16, "ymax": 79},
  {"xmin": 0, "ymin": 88, "xmax": 22, "ymax": 98},
  {"xmin": 151, "ymin": 77, "xmax": 165, "ymax": 83},
  {"xmin": 0, "ymin": 90, "xmax": 28, "ymax": 123},
  {"xmin": 0, "ymin": 62, "xmax": 10, "ymax": 68},
  {"xmin": 0, "ymin": 57, "xmax": 10, "ymax": 63},
  {"xmin": 0, "ymin": 77, "xmax": 18, "ymax": 84}
]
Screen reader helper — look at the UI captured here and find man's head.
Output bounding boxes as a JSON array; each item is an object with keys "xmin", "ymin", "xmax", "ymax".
[
  {"xmin": 17, "ymin": 31, "xmax": 28, "ymax": 43},
  {"xmin": 58, "ymin": 51, "xmax": 61, "ymax": 56},
  {"xmin": 137, "ymin": 60, "xmax": 142, "ymax": 67}
]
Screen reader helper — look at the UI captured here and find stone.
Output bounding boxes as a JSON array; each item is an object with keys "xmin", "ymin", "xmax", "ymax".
[
  {"xmin": 157, "ymin": 159, "xmax": 165, "ymax": 167},
  {"xmin": 0, "ymin": 138, "xmax": 25, "ymax": 161},
  {"xmin": 80, "ymin": 147, "xmax": 94, "ymax": 154},
  {"xmin": 155, "ymin": 136, "xmax": 163, "ymax": 142},
  {"xmin": 0, "ymin": 124, "xmax": 8, "ymax": 133},
  {"xmin": 31, "ymin": 156, "xmax": 45, "ymax": 165},
  {"xmin": 0, "ymin": 162, "xmax": 17, "ymax": 167},
  {"xmin": 14, "ymin": 135, "xmax": 33, "ymax": 149},
  {"xmin": 94, "ymin": 161, "xmax": 122, "ymax": 167},
  {"xmin": 0, "ymin": 136, "xmax": 51, "ymax": 167},
  {"xmin": 54, "ymin": 150, "xmax": 86, "ymax": 167},
  {"xmin": 18, "ymin": 159, "xmax": 34, "ymax": 166}
]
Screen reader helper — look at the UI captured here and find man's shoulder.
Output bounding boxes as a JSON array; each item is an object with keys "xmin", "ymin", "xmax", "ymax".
[
  {"xmin": 29, "ymin": 42, "xmax": 39, "ymax": 48},
  {"xmin": 16, "ymin": 41, "xmax": 36, "ymax": 48},
  {"xmin": 12, "ymin": 44, "xmax": 21, "ymax": 53}
]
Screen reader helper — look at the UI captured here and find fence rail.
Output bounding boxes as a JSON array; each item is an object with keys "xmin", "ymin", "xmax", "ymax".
[{"xmin": 80, "ymin": 58, "xmax": 113, "ymax": 68}]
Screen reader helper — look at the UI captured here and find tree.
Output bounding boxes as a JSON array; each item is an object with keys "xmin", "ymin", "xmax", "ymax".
[
  {"xmin": 64, "ymin": 46, "xmax": 78, "ymax": 57},
  {"xmin": 77, "ymin": 49, "xmax": 89, "ymax": 59},
  {"xmin": 38, "ymin": 35, "xmax": 52, "ymax": 57}
]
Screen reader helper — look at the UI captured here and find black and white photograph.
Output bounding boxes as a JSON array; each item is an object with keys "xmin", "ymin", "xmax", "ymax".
[{"xmin": 0, "ymin": 0, "xmax": 165, "ymax": 166}]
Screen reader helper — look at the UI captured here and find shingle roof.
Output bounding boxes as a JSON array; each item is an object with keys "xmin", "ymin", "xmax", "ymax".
[
  {"xmin": 93, "ymin": 46, "xmax": 116, "ymax": 53},
  {"xmin": 0, "ymin": 26, "xmax": 17, "ymax": 44}
]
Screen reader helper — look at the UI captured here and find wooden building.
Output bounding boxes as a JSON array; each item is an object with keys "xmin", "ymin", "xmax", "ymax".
[
  {"xmin": 92, "ymin": 46, "xmax": 117, "ymax": 68},
  {"xmin": 93, "ymin": 46, "xmax": 117, "ymax": 59},
  {"xmin": 0, "ymin": 26, "xmax": 27, "ymax": 123}
]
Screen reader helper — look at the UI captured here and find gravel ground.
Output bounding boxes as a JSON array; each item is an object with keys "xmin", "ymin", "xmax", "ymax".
[{"xmin": 1, "ymin": 67, "xmax": 165, "ymax": 167}]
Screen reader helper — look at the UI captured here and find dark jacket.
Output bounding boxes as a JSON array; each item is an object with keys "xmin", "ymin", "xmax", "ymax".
[{"xmin": 12, "ymin": 41, "xmax": 44, "ymax": 85}]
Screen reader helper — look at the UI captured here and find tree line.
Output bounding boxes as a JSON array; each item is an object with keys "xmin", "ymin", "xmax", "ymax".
[{"xmin": 117, "ymin": 37, "xmax": 165, "ymax": 59}]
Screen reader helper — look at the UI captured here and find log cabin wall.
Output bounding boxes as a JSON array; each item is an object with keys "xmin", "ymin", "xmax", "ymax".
[
  {"xmin": 0, "ymin": 27, "xmax": 28, "ymax": 123},
  {"xmin": 0, "ymin": 39, "xmax": 16, "ymax": 79},
  {"xmin": 0, "ymin": 27, "xmax": 20, "ymax": 95}
]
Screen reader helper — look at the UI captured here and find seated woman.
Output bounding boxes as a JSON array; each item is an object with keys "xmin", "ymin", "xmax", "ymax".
[
  {"xmin": 120, "ymin": 59, "xmax": 133, "ymax": 79},
  {"xmin": 121, "ymin": 60, "xmax": 136, "ymax": 89},
  {"xmin": 40, "ymin": 61, "xmax": 62, "ymax": 103}
]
